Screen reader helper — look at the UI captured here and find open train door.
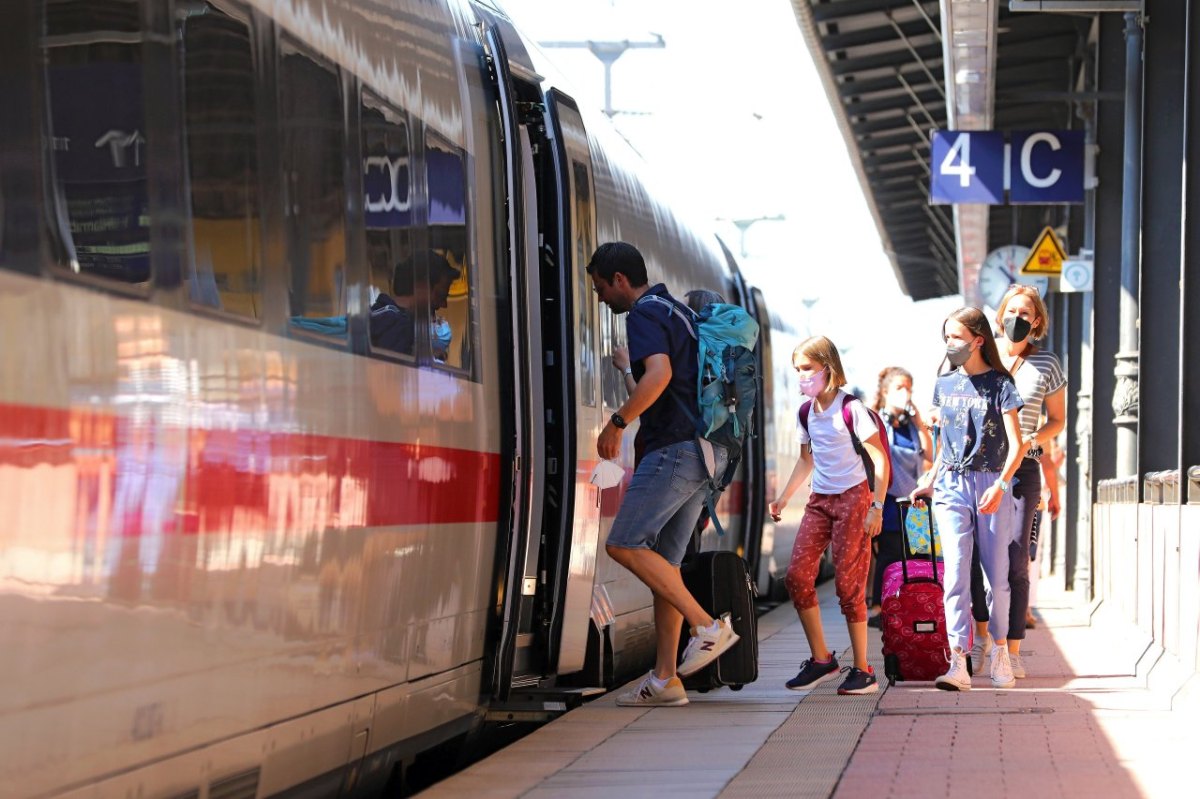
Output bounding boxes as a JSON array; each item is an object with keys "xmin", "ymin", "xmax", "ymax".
[
  {"xmin": 480, "ymin": 24, "xmax": 551, "ymax": 704},
  {"xmin": 480, "ymin": 24, "xmax": 603, "ymax": 714},
  {"xmin": 540, "ymin": 90, "xmax": 606, "ymax": 684}
]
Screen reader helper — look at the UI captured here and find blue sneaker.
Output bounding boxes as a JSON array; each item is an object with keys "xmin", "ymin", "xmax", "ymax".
[
  {"xmin": 836, "ymin": 666, "xmax": 879, "ymax": 695},
  {"xmin": 785, "ymin": 656, "xmax": 840, "ymax": 690}
]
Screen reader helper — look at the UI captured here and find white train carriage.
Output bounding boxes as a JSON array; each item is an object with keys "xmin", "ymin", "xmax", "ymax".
[{"xmin": 0, "ymin": 1, "xmax": 808, "ymax": 796}]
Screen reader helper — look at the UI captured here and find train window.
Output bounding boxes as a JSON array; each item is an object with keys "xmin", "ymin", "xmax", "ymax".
[
  {"xmin": 42, "ymin": 0, "xmax": 152, "ymax": 284},
  {"xmin": 572, "ymin": 161, "xmax": 597, "ymax": 406},
  {"xmin": 600, "ymin": 305, "xmax": 626, "ymax": 410},
  {"xmin": 280, "ymin": 39, "xmax": 347, "ymax": 338},
  {"xmin": 426, "ymin": 133, "xmax": 476, "ymax": 378},
  {"xmin": 362, "ymin": 92, "xmax": 415, "ymax": 359},
  {"xmin": 181, "ymin": 3, "xmax": 262, "ymax": 320}
]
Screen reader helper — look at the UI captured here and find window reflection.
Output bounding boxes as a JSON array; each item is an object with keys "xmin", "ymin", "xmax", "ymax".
[
  {"xmin": 573, "ymin": 161, "xmax": 597, "ymax": 406},
  {"xmin": 363, "ymin": 92, "xmax": 415, "ymax": 358},
  {"xmin": 182, "ymin": 2, "xmax": 262, "ymax": 319},
  {"xmin": 43, "ymin": 0, "xmax": 151, "ymax": 283},
  {"xmin": 281, "ymin": 40, "xmax": 346, "ymax": 335},
  {"xmin": 427, "ymin": 134, "xmax": 474, "ymax": 376}
]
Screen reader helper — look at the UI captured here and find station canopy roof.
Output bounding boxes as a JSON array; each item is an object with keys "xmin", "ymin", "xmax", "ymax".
[{"xmin": 791, "ymin": 0, "xmax": 1092, "ymax": 301}]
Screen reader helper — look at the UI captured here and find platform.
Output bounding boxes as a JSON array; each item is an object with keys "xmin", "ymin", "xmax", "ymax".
[{"xmin": 421, "ymin": 577, "xmax": 1198, "ymax": 798}]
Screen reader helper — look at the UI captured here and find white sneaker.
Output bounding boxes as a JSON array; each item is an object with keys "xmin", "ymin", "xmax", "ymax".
[
  {"xmin": 935, "ymin": 649, "xmax": 972, "ymax": 691},
  {"xmin": 616, "ymin": 671, "xmax": 689, "ymax": 707},
  {"xmin": 1010, "ymin": 652, "xmax": 1026, "ymax": 679},
  {"xmin": 677, "ymin": 613, "xmax": 740, "ymax": 677},
  {"xmin": 990, "ymin": 646, "xmax": 1016, "ymax": 688},
  {"xmin": 968, "ymin": 632, "xmax": 993, "ymax": 674}
]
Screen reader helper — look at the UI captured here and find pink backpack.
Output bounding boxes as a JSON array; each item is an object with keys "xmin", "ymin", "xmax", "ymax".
[{"xmin": 798, "ymin": 395, "xmax": 892, "ymax": 493}]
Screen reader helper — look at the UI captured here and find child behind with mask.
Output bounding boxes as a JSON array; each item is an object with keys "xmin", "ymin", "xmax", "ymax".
[{"xmin": 769, "ymin": 336, "xmax": 890, "ymax": 695}]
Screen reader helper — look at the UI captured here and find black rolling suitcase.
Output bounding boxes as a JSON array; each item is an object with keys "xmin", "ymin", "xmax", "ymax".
[{"xmin": 678, "ymin": 550, "xmax": 759, "ymax": 692}]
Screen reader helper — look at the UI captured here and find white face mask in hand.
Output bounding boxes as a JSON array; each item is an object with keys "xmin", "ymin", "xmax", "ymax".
[{"xmin": 590, "ymin": 459, "xmax": 625, "ymax": 490}]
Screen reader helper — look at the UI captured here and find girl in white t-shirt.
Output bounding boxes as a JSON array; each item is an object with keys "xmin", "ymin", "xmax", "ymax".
[{"xmin": 769, "ymin": 336, "xmax": 890, "ymax": 695}]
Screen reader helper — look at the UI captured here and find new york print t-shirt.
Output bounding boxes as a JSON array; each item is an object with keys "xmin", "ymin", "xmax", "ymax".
[{"xmin": 932, "ymin": 368, "xmax": 1023, "ymax": 473}]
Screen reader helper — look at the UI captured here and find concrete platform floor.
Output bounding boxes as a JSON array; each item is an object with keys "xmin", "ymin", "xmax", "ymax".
[{"xmin": 420, "ymin": 576, "xmax": 1197, "ymax": 798}]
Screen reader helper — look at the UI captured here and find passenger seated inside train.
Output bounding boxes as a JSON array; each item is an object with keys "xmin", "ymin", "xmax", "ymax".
[{"xmin": 370, "ymin": 249, "xmax": 460, "ymax": 356}]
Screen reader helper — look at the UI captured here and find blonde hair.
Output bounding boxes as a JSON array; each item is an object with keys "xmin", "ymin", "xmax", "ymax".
[
  {"xmin": 792, "ymin": 335, "xmax": 848, "ymax": 390},
  {"xmin": 995, "ymin": 284, "xmax": 1051, "ymax": 340}
]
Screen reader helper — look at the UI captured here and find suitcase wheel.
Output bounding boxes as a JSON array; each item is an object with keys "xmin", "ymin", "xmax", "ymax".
[
  {"xmin": 883, "ymin": 653, "xmax": 900, "ymax": 686},
  {"xmin": 729, "ymin": 684, "xmax": 743, "ymax": 691},
  {"xmin": 696, "ymin": 686, "xmax": 710, "ymax": 694}
]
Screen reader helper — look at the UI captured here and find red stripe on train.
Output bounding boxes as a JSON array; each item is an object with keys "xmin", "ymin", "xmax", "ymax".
[{"xmin": 0, "ymin": 402, "xmax": 502, "ymax": 534}]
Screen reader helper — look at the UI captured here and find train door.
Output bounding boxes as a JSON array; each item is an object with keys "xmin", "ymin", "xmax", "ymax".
[
  {"xmin": 542, "ymin": 92, "xmax": 604, "ymax": 679},
  {"xmin": 481, "ymin": 26, "xmax": 598, "ymax": 707},
  {"xmin": 480, "ymin": 26, "xmax": 546, "ymax": 700}
]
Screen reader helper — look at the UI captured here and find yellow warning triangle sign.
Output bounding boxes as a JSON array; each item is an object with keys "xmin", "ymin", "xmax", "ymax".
[{"xmin": 1021, "ymin": 227, "xmax": 1066, "ymax": 276}]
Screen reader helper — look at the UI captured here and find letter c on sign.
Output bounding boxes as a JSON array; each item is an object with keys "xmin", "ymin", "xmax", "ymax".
[{"xmin": 1020, "ymin": 132, "xmax": 1062, "ymax": 189}]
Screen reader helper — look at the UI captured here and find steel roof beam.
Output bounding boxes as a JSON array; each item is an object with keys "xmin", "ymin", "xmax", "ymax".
[
  {"xmin": 846, "ymin": 86, "xmax": 944, "ymax": 115},
  {"xmin": 810, "ymin": 0, "xmax": 928, "ymax": 24},
  {"xmin": 857, "ymin": 130, "xmax": 929, "ymax": 151},
  {"xmin": 828, "ymin": 41, "xmax": 943, "ymax": 75},
  {"xmin": 836, "ymin": 67, "xmax": 938, "ymax": 99},
  {"xmin": 820, "ymin": 17, "xmax": 938, "ymax": 51}
]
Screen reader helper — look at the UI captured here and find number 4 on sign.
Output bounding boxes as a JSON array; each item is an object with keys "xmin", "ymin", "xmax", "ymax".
[
  {"xmin": 929, "ymin": 131, "xmax": 1004, "ymax": 204},
  {"xmin": 940, "ymin": 133, "xmax": 975, "ymax": 187}
]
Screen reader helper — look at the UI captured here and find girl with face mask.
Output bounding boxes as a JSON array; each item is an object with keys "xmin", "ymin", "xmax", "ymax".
[
  {"xmin": 865, "ymin": 367, "xmax": 933, "ymax": 626},
  {"xmin": 961, "ymin": 285, "xmax": 1065, "ymax": 677},
  {"xmin": 768, "ymin": 336, "xmax": 890, "ymax": 696},
  {"xmin": 911, "ymin": 307, "xmax": 1024, "ymax": 690}
]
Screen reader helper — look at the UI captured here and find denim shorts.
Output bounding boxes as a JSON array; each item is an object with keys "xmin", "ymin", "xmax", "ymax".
[{"xmin": 606, "ymin": 439, "xmax": 728, "ymax": 567}]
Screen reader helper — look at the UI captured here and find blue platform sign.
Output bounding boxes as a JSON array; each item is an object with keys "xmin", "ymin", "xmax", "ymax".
[
  {"xmin": 930, "ymin": 130, "xmax": 1086, "ymax": 205},
  {"xmin": 1009, "ymin": 130, "xmax": 1085, "ymax": 203},
  {"xmin": 930, "ymin": 130, "xmax": 1005, "ymax": 204}
]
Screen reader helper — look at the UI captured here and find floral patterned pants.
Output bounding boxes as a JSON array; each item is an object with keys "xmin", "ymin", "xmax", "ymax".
[{"xmin": 785, "ymin": 480, "xmax": 873, "ymax": 623}]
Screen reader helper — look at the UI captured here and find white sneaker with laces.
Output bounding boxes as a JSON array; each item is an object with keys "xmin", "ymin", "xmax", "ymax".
[
  {"xmin": 615, "ymin": 671, "xmax": 689, "ymax": 707},
  {"xmin": 935, "ymin": 649, "xmax": 972, "ymax": 691},
  {"xmin": 968, "ymin": 632, "xmax": 993, "ymax": 674},
  {"xmin": 990, "ymin": 646, "xmax": 1016, "ymax": 688},
  {"xmin": 677, "ymin": 613, "xmax": 740, "ymax": 677},
  {"xmin": 1010, "ymin": 652, "xmax": 1026, "ymax": 679}
]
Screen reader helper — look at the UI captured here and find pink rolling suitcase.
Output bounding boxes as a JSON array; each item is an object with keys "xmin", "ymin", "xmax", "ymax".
[{"xmin": 880, "ymin": 500, "xmax": 968, "ymax": 684}]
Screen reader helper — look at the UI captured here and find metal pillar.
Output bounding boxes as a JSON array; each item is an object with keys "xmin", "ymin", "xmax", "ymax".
[
  {"xmin": 1183, "ymin": 0, "xmax": 1200, "ymax": 474},
  {"xmin": 1092, "ymin": 14, "xmax": 1124, "ymax": 489},
  {"xmin": 1068, "ymin": 88, "xmax": 1098, "ymax": 596},
  {"xmin": 1137, "ymin": 0, "xmax": 1186, "ymax": 481},
  {"xmin": 1113, "ymin": 11, "xmax": 1142, "ymax": 479}
]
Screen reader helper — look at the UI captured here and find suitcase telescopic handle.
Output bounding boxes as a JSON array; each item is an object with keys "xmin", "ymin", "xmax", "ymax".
[{"xmin": 896, "ymin": 499, "xmax": 940, "ymax": 586}]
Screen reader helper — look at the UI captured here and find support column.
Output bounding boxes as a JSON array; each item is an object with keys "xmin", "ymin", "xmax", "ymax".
[
  {"xmin": 1183, "ymin": 0, "xmax": 1200, "ymax": 474},
  {"xmin": 1092, "ymin": 15, "xmax": 1124, "ymax": 491},
  {"xmin": 1137, "ymin": 0, "xmax": 1186, "ymax": 480},
  {"xmin": 1113, "ymin": 11, "xmax": 1143, "ymax": 480}
]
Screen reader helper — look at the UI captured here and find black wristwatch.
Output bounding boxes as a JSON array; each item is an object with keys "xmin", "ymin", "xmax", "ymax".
[{"xmin": 610, "ymin": 413, "xmax": 627, "ymax": 429}]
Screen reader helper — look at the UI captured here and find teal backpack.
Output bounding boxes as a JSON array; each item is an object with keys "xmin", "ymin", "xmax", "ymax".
[{"xmin": 639, "ymin": 296, "xmax": 761, "ymax": 534}]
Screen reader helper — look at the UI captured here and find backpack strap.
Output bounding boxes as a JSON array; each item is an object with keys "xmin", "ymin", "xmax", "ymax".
[
  {"xmin": 635, "ymin": 293, "xmax": 697, "ymax": 340},
  {"xmin": 841, "ymin": 395, "xmax": 864, "ymax": 456}
]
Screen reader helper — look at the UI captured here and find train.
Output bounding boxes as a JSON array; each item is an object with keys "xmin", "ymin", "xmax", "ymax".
[{"xmin": 0, "ymin": 1, "xmax": 812, "ymax": 796}]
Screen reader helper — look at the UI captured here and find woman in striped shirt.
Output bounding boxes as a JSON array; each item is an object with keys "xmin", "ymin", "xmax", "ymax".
[{"xmin": 975, "ymin": 285, "xmax": 1066, "ymax": 679}]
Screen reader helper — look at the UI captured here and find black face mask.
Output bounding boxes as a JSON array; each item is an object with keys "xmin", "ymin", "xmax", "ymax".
[{"xmin": 1004, "ymin": 316, "xmax": 1033, "ymax": 343}]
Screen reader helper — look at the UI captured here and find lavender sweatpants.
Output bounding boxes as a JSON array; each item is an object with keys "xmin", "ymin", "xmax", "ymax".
[{"xmin": 933, "ymin": 469, "xmax": 1019, "ymax": 652}]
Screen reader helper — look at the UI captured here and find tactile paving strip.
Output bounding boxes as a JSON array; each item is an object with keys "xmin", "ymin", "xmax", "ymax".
[{"xmin": 717, "ymin": 647, "xmax": 885, "ymax": 799}]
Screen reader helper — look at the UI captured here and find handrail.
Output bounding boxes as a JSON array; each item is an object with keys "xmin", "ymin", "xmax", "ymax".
[
  {"xmin": 1143, "ymin": 470, "xmax": 1180, "ymax": 505},
  {"xmin": 1097, "ymin": 476, "xmax": 1138, "ymax": 503}
]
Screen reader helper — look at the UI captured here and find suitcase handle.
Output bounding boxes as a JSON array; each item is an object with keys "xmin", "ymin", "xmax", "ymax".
[{"xmin": 896, "ymin": 499, "xmax": 940, "ymax": 586}]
